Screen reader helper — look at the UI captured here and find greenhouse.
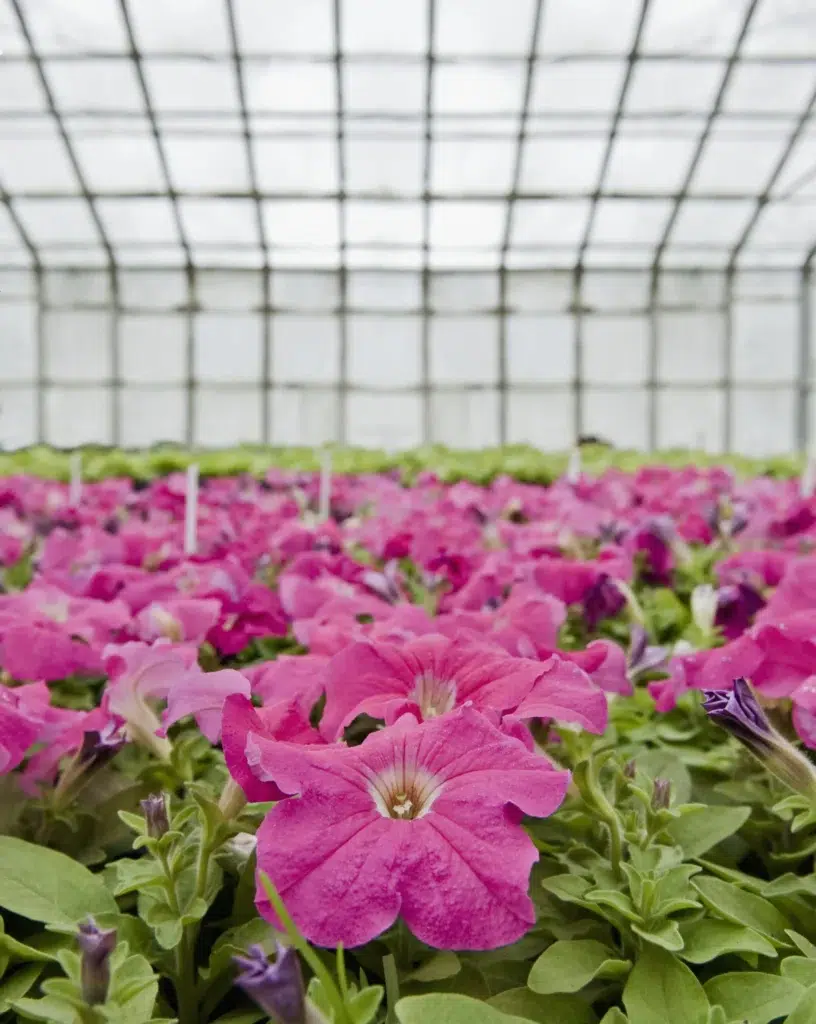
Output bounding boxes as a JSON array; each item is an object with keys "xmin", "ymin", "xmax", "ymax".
[{"xmin": 3, "ymin": 3, "xmax": 816, "ymax": 1024}]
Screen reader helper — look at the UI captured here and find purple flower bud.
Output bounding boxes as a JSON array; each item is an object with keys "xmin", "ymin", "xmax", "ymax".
[
  {"xmin": 703, "ymin": 678, "xmax": 816, "ymax": 797},
  {"xmin": 234, "ymin": 943, "xmax": 305, "ymax": 1024},
  {"xmin": 627, "ymin": 625, "xmax": 669, "ymax": 678},
  {"xmin": 623, "ymin": 759, "xmax": 637, "ymax": 780},
  {"xmin": 140, "ymin": 793, "xmax": 169, "ymax": 838},
  {"xmin": 77, "ymin": 723, "xmax": 126, "ymax": 769},
  {"xmin": 715, "ymin": 582, "xmax": 765, "ymax": 640},
  {"xmin": 77, "ymin": 917, "xmax": 116, "ymax": 1006},
  {"xmin": 652, "ymin": 777, "xmax": 671, "ymax": 810},
  {"xmin": 582, "ymin": 573, "xmax": 626, "ymax": 630}
]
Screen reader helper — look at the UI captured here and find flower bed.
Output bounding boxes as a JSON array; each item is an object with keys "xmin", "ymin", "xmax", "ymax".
[{"xmin": 2, "ymin": 456, "xmax": 816, "ymax": 1023}]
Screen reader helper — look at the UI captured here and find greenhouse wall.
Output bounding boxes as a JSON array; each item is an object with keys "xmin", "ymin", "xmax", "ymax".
[{"xmin": 0, "ymin": 265, "xmax": 813, "ymax": 455}]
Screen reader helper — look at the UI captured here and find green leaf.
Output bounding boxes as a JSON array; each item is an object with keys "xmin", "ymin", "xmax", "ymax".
[
  {"xmin": 541, "ymin": 875, "xmax": 593, "ymax": 904},
  {"xmin": 529, "ymin": 940, "xmax": 630, "ymax": 995},
  {"xmin": 395, "ymin": 994, "xmax": 532, "ymax": 1023},
  {"xmin": 585, "ymin": 890, "xmax": 640, "ymax": 923},
  {"xmin": 665, "ymin": 806, "xmax": 750, "ymax": 858},
  {"xmin": 787, "ymin": 930, "xmax": 816, "ymax": 958},
  {"xmin": 622, "ymin": 947, "xmax": 709, "ymax": 1024},
  {"xmin": 781, "ymin": 956, "xmax": 816, "ymax": 988},
  {"xmin": 703, "ymin": 972, "xmax": 803, "ymax": 1024},
  {"xmin": 679, "ymin": 920, "xmax": 777, "ymax": 964},
  {"xmin": 488, "ymin": 988, "xmax": 598, "ymax": 1024},
  {"xmin": 0, "ymin": 965, "xmax": 44, "ymax": 1014},
  {"xmin": 692, "ymin": 876, "xmax": 790, "ymax": 944},
  {"xmin": 598, "ymin": 1010, "xmax": 628, "ymax": 1024},
  {"xmin": 634, "ymin": 751, "xmax": 692, "ymax": 805},
  {"xmin": 786, "ymin": 985, "xmax": 816, "ymax": 1024},
  {"xmin": 110, "ymin": 953, "xmax": 159, "ymax": 1023},
  {"xmin": 11, "ymin": 995, "xmax": 79, "ymax": 1023},
  {"xmin": 348, "ymin": 985, "xmax": 384, "ymax": 1024},
  {"xmin": 0, "ymin": 930, "xmax": 57, "ymax": 964},
  {"xmin": 0, "ymin": 836, "xmax": 117, "ymax": 927},
  {"xmin": 631, "ymin": 920, "xmax": 684, "ymax": 953},
  {"xmin": 403, "ymin": 952, "xmax": 462, "ymax": 983}
]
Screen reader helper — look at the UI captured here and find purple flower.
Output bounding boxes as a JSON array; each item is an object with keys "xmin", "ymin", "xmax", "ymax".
[
  {"xmin": 627, "ymin": 625, "xmax": 669, "ymax": 679},
  {"xmin": 233, "ymin": 944, "xmax": 305, "ymax": 1024},
  {"xmin": 582, "ymin": 573, "xmax": 625, "ymax": 630},
  {"xmin": 703, "ymin": 678, "xmax": 816, "ymax": 797},
  {"xmin": 77, "ymin": 722, "xmax": 126, "ymax": 769},
  {"xmin": 715, "ymin": 582, "xmax": 765, "ymax": 639},
  {"xmin": 77, "ymin": 917, "xmax": 116, "ymax": 1006}
]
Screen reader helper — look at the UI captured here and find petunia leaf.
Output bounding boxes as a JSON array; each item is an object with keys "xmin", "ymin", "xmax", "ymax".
[
  {"xmin": 703, "ymin": 972, "xmax": 803, "ymax": 1024},
  {"xmin": 692, "ymin": 876, "xmax": 790, "ymax": 944},
  {"xmin": 528, "ymin": 940, "xmax": 631, "ymax": 995},
  {"xmin": 488, "ymin": 987, "xmax": 598, "ymax": 1024},
  {"xmin": 679, "ymin": 919, "xmax": 777, "ymax": 964},
  {"xmin": 664, "ymin": 805, "xmax": 751, "ymax": 858},
  {"xmin": 395, "ymin": 993, "xmax": 533, "ymax": 1023},
  {"xmin": 623, "ymin": 947, "xmax": 709, "ymax": 1024}
]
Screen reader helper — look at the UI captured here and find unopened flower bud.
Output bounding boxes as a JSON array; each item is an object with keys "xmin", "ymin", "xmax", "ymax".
[
  {"xmin": 651, "ymin": 777, "xmax": 671, "ymax": 810},
  {"xmin": 140, "ymin": 793, "xmax": 169, "ymax": 838},
  {"xmin": 234, "ymin": 943, "xmax": 308, "ymax": 1024},
  {"xmin": 623, "ymin": 759, "xmax": 637, "ymax": 780},
  {"xmin": 77, "ymin": 917, "xmax": 116, "ymax": 1006},
  {"xmin": 703, "ymin": 678, "xmax": 816, "ymax": 799}
]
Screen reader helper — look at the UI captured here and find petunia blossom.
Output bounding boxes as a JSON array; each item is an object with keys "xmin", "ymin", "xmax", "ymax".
[{"xmin": 251, "ymin": 706, "xmax": 570, "ymax": 949}]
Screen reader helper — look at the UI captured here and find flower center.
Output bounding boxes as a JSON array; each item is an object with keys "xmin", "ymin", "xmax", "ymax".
[
  {"xmin": 411, "ymin": 673, "xmax": 456, "ymax": 719},
  {"xmin": 366, "ymin": 760, "xmax": 444, "ymax": 821}
]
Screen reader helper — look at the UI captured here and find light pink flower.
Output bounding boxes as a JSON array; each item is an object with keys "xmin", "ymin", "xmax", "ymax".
[
  {"xmin": 251, "ymin": 707, "xmax": 569, "ymax": 949},
  {"xmin": 135, "ymin": 598, "xmax": 222, "ymax": 644}
]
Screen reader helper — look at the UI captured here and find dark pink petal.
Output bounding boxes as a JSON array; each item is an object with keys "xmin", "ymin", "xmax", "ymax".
[{"xmin": 512, "ymin": 657, "xmax": 608, "ymax": 734}]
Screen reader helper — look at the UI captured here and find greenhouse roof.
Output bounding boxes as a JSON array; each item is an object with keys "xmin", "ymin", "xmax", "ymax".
[{"xmin": 0, "ymin": 0, "xmax": 815, "ymax": 272}]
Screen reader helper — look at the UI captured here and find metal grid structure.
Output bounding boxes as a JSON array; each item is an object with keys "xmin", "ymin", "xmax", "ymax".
[{"xmin": 1, "ymin": 0, "xmax": 816, "ymax": 453}]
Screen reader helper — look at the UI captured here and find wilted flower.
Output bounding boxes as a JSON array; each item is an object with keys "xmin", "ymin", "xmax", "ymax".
[
  {"xmin": 77, "ymin": 917, "xmax": 116, "ymax": 1006},
  {"xmin": 233, "ymin": 943, "xmax": 306, "ymax": 1024},
  {"xmin": 651, "ymin": 777, "xmax": 671, "ymax": 810},
  {"xmin": 702, "ymin": 678, "xmax": 816, "ymax": 798},
  {"xmin": 140, "ymin": 793, "xmax": 169, "ymax": 838}
]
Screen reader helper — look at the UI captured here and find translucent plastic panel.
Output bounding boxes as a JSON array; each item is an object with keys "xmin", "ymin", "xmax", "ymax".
[
  {"xmin": 691, "ymin": 132, "xmax": 786, "ymax": 195},
  {"xmin": 507, "ymin": 271, "xmax": 573, "ymax": 312},
  {"xmin": 583, "ymin": 316, "xmax": 648, "ymax": 385},
  {"xmin": 583, "ymin": 389, "xmax": 648, "ymax": 448},
  {"xmin": 429, "ymin": 202, "xmax": 505, "ymax": 250},
  {"xmin": 0, "ymin": 387, "xmax": 37, "ymax": 448},
  {"xmin": 657, "ymin": 390, "xmax": 725, "ymax": 451},
  {"xmin": 591, "ymin": 200, "xmax": 672, "ymax": 247},
  {"xmin": 198, "ymin": 270, "xmax": 263, "ymax": 310},
  {"xmin": 15, "ymin": 199, "xmax": 100, "ymax": 247},
  {"xmin": 436, "ymin": 0, "xmax": 536, "ymax": 55},
  {"xmin": 657, "ymin": 313, "xmax": 725, "ymax": 382},
  {"xmin": 165, "ymin": 136, "xmax": 250, "ymax": 192},
  {"xmin": 345, "ymin": 203, "xmax": 423, "ymax": 247},
  {"xmin": 626, "ymin": 62, "xmax": 724, "ymax": 114},
  {"xmin": 510, "ymin": 200, "xmax": 589, "ymax": 248},
  {"xmin": 748, "ymin": 202, "xmax": 816, "ymax": 250},
  {"xmin": 254, "ymin": 138, "xmax": 338, "ymax": 193},
  {"xmin": 194, "ymin": 389, "xmax": 262, "ymax": 445},
  {"xmin": 272, "ymin": 316, "xmax": 340, "ymax": 383},
  {"xmin": 584, "ymin": 271, "xmax": 650, "ymax": 311},
  {"xmin": 668, "ymin": 199, "xmax": 753, "ymax": 247},
  {"xmin": 344, "ymin": 138, "xmax": 424, "ymax": 195},
  {"xmin": 23, "ymin": 0, "xmax": 128, "ymax": 53},
  {"xmin": 44, "ymin": 60, "xmax": 143, "ymax": 112},
  {"xmin": 733, "ymin": 304, "xmax": 798, "ymax": 382},
  {"xmin": 128, "ymin": 0, "xmax": 230, "ymax": 52},
  {"xmin": 45, "ymin": 388, "xmax": 112, "ymax": 446},
  {"xmin": 348, "ymin": 316, "xmax": 422, "ymax": 387},
  {"xmin": 433, "ymin": 64, "xmax": 526, "ymax": 115},
  {"xmin": 270, "ymin": 388, "xmax": 339, "ymax": 445},
  {"xmin": 507, "ymin": 391, "xmax": 575, "ymax": 449},
  {"xmin": 538, "ymin": 0, "xmax": 642, "ymax": 54},
  {"xmin": 144, "ymin": 60, "xmax": 239, "ymax": 112},
  {"xmin": 343, "ymin": 64, "xmax": 425, "ymax": 115},
  {"xmin": 530, "ymin": 62, "xmax": 625, "ymax": 115},
  {"xmin": 520, "ymin": 136, "xmax": 607, "ymax": 194},
  {"xmin": 73, "ymin": 135, "xmax": 166, "ymax": 192},
  {"xmin": 743, "ymin": 0, "xmax": 816, "ymax": 57},
  {"xmin": 233, "ymin": 0, "xmax": 332, "ymax": 55},
  {"xmin": 0, "ymin": 1, "xmax": 29, "ymax": 56},
  {"xmin": 179, "ymin": 199, "xmax": 259, "ymax": 245},
  {"xmin": 341, "ymin": 0, "xmax": 427, "ymax": 55},
  {"xmin": 0, "ymin": 304, "xmax": 36, "ymax": 381},
  {"xmin": 347, "ymin": 393, "xmax": 422, "ymax": 448},
  {"xmin": 0, "ymin": 130, "xmax": 78, "ymax": 192},
  {"xmin": 97, "ymin": 199, "xmax": 179, "ymax": 245},
  {"xmin": 604, "ymin": 133, "xmax": 700, "ymax": 193},
  {"xmin": 44, "ymin": 314, "xmax": 112, "ymax": 382},
  {"xmin": 640, "ymin": 0, "xmax": 753, "ymax": 56},
  {"xmin": 431, "ymin": 139, "xmax": 515, "ymax": 195},
  {"xmin": 120, "ymin": 270, "xmax": 188, "ymax": 310},
  {"xmin": 0, "ymin": 61, "xmax": 48, "ymax": 111},
  {"xmin": 348, "ymin": 271, "xmax": 421, "ymax": 310},
  {"xmin": 722, "ymin": 64, "xmax": 816, "ymax": 115},
  {"xmin": 120, "ymin": 316, "xmax": 187, "ymax": 383},
  {"xmin": 430, "ymin": 273, "xmax": 500, "ymax": 312},
  {"xmin": 194, "ymin": 314, "xmax": 263, "ymax": 383},
  {"xmin": 429, "ymin": 390, "xmax": 500, "ymax": 447},
  {"xmin": 428, "ymin": 317, "xmax": 498, "ymax": 384},
  {"xmin": 773, "ymin": 130, "xmax": 816, "ymax": 197},
  {"xmin": 263, "ymin": 202, "xmax": 339, "ymax": 248},
  {"xmin": 273, "ymin": 273, "xmax": 339, "ymax": 311},
  {"xmin": 732, "ymin": 390, "xmax": 796, "ymax": 454},
  {"xmin": 43, "ymin": 269, "xmax": 111, "ymax": 305},
  {"xmin": 121, "ymin": 388, "xmax": 186, "ymax": 446},
  {"xmin": 244, "ymin": 64, "xmax": 335, "ymax": 113},
  {"xmin": 507, "ymin": 315, "xmax": 575, "ymax": 384},
  {"xmin": 347, "ymin": 248, "xmax": 423, "ymax": 270}
]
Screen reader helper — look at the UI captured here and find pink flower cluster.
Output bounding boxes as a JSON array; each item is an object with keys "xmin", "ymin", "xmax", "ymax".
[{"xmin": 3, "ymin": 463, "xmax": 816, "ymax": 948}]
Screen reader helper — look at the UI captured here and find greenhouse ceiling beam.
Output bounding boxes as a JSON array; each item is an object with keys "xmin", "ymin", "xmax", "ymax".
[
  {"xmin": 574, "ymin": 0, "xmax": 653, "ymax": 271},
  {"xmin": 497, "ymin": 0, "xmax": 547, "ymax": 445},
  {"xmin": 333, "ymin": 0, "xmax": 349, "ymax": 447},
  {"xmin": 650, "ymin": 0, "xmax": 761, "ymax": 273},
  {"xmin": 224, "ymin": 0, "xmax": 272, "ymax": 443},
  {"xmin": 0, "ymin": 184, "xmax": 39, "ymax": 267},
  {"xmin": 726, "ymin": 87, "xmax": 816, "ymax": 271},
  {"xmin": 115, "ymin": 0, "xmax": 192, "ymax": 269},
  {"xmin": 7, "ymin": 0, "xmax": 116, "ymax": 268},
  {"xmin": 419, "ymin": 0, "xmax": 436, "ymax": 446}
]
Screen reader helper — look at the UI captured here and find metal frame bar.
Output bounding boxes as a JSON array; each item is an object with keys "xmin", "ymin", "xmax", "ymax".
[
  {"xmin": 224, "ymin": 0, "xmax": 271, "ymax": 444},
  {"xmin": 333, "ymin": 0, "xmax": 349, "ymax": 446},
  {"xmin": 497, "ymin": 0, "xmax": 547, "ymax": 446},
  {"xmin": 800, "ymin": 244, "xmax": 816, "ymax": 453},
  {"xmin": 419, "ymin": 0, "xmax": 436, "ymax": 446}
]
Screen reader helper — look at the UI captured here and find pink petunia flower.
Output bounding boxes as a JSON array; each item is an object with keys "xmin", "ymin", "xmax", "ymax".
[{"xmin": 251, "ymin": 706, "xmax": 570, "ymax": 949}]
